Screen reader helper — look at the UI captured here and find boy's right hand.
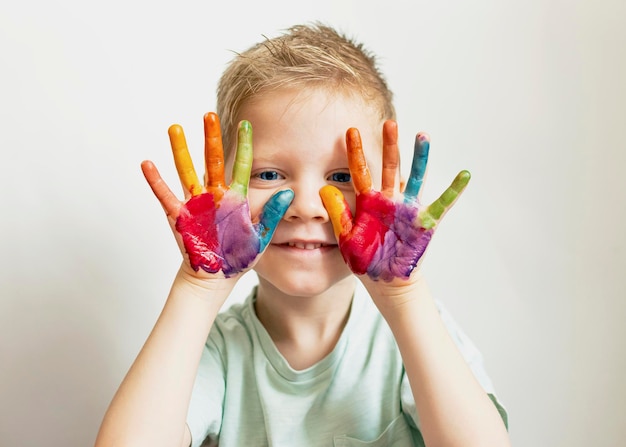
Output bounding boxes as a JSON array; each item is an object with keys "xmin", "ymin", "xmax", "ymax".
[{"xmin": 141, "ymin": 112, "xmax": 294, "ymax": 279}]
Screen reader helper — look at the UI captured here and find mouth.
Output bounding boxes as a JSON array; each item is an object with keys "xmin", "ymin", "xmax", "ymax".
[
  {"xmin": 282, "ymin": 242, "xmax": 333, "ymax": 250},
  {"xmin": 272, "ymin": 240, "xmax": 337, "ymax": 252}
]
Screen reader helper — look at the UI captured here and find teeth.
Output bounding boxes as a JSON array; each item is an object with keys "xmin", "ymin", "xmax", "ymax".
[{"xmin": 287, "ymin": 242, "xmax": 324, "ymax": 249}]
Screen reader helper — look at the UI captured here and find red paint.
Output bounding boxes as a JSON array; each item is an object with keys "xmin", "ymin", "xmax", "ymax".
[
  {"xmin": 339, "ymin": 191, "xmax": 395, "ymax": 274},
  {"xmin": 175, "ymin": 193, "xmax": 222, "ymax": 273}
]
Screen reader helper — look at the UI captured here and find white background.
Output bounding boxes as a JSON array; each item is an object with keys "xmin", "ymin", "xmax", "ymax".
[{"xmin": 1, "ymin": 1, "xmax": 625, "ymax": 446}]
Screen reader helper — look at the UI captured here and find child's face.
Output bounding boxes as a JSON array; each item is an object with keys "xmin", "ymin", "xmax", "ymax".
[{"xmin": 231, "ymin": 87, "xmax": 384, "ymax": 296}]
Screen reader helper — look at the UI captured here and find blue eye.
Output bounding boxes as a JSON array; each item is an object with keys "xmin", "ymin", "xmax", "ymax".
[
  {"xmin": 257, "ymin": 171, "xmax": 281, "ymax": 181},
  {"xmin": 329, "ymin": 172, "xmax": 351, "ymax": 183}
]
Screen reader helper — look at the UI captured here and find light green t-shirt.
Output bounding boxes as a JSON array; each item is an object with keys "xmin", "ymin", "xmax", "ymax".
[{"xmin": 187, "ymin": 283, "xmax": 506, "ymax": 447}]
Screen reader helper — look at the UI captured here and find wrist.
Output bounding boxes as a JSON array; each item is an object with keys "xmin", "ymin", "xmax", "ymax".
[
  {"xmin": 361, "ymin": 271, "xmax": 434, "ymax": 319},
  {"xmin": 172, "ymin": 263, "xmax": 238, "ymax": 304}
]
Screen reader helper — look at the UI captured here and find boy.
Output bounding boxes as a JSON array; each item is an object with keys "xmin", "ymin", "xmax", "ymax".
[{"xmin": 95, "ymin": 24, "xmax": 510, "ymax": 447}]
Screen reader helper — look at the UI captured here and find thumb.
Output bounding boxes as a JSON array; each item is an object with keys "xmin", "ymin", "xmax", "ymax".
[
  {"xmin": 257, "ymin": 189, "xmax": 295, "ymax": 251},
  {"xmin": 319, "ymin": 185, "xmax": 353, "ymax": 239}
]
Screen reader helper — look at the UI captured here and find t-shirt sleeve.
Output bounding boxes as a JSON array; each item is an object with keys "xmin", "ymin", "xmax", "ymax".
[
  {"xmin": 400, "ymin": 300, "xmax": 508, "ymax": 429},
  {"xmin": 186, "ymin": 328, "xmax": 227, "ymax": 447}
]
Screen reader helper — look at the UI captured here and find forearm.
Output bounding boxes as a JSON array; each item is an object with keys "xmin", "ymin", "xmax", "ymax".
[
  {"xmin": 95, "ymin": 267, "xmax": 236, "ymax": 447},
  {"xmin": 369, "ymin": 278, "xmax": 510, "ymax": 447}
]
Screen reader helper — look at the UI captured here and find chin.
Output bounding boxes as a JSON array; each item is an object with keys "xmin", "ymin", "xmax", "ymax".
[
  {"xmin": 254, "ymin": 263, "xmax": 353, "ymax": 298},
  {"xmin": 252, "ymin": 245, "xmax": 353, "ymax": 297}
]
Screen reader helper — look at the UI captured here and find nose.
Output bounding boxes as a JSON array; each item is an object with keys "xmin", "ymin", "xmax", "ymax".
[{"xmin": 283, "ymin": 179, "xmax": 329, "ymax": 223}]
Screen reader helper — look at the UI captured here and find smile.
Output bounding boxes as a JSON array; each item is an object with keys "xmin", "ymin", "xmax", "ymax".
[{"xmin": 285, "ymin": 242, "xmax": 330, "ymax": 250}]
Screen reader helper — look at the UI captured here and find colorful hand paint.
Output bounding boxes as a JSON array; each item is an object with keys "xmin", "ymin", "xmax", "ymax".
[
  {"xmin": 320, "ymin": 125, "xmax": 469, "ymax": 282},
  {"xmin": 170, "ymin": 114, "xmax": 293, "ymax": 277}
]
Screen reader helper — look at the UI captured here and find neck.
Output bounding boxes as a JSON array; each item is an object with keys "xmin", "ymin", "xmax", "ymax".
[{"xmin": 254, "ymin": 276, "xmax": 356, "ymax": 370}]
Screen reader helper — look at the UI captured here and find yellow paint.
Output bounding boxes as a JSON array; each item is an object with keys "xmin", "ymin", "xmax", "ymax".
[{"xmin": 168, "ymin": 124, "xmax": 202, "ymax": 196}]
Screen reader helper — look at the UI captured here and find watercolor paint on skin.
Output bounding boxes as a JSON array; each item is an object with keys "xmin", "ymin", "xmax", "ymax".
[
  {"xmin": 169, "ymin": 115, "xmax": 293, "ymax": 277},
  {"xmin": 404, "ymin": 133, "xmax": 429, "ymax": 204},
  {"xmin": 326, "ymin": 189, "xmax": 434, "ymax": 281},
  {"xmin": 175, "ymin": 192, "xmax": 260, "ymax": 275},
  {"xmin": 175, "ymin": 189, "xmax": 293, "ymax": 276},
  {"xmin": 321, "ymin": 125, "xmax": 469, "ymax": 282}
]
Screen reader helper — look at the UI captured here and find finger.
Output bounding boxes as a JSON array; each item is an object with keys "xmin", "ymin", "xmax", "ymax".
[
  {"xmin": 230, "ymin": 120, "xmax": 253, "ymax": 197},
  {"xmin": 381, "ymin": 120, "xmax": 399, "ymax": 198},
  {"xmin": 346, "ymin": 128, "xmax": 372, "ymax": 194},
  {"xmin": 203, "ymin": 112, "xmax": 226, "ymax": 202},
  {"xmin": 141, "ymin": 160, "xmax": 182, "ymax": 219},
  {"xmin": 257, "ymin": 189, "xmax": 295, "ymax": 251},
  {"xmin": 419, "ymin": 170, "xmax": 470, "ymax": 229},
  {"xmin": 404, "ymin": 132, "xmax": 430, "ymax": 204},
  {"xmin": 320, "ymin": 185, "xmax": 353, "ymax": 239},
  {"xmin": 168, "ymin": 124, "xmax": 202, "ymax": 197}
]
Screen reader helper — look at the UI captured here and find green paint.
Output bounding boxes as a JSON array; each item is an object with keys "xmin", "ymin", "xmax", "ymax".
[
  {"xmin": 419, "ymin": 170, "xmax": 470, "ymax": 229},
  {"xmin": 231, "ymin": 120, "xmax": 253, "ymax": 196}
]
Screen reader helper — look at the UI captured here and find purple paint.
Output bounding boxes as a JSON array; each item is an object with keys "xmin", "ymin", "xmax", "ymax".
[{"xmin": 175, "ymin": 191, "xmax": 261, "ymax": 276}]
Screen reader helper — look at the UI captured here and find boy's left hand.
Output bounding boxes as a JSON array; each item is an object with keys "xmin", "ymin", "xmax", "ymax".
[{"xmin": 320, "ymin": 120, "xmax": 470, "ymax": 284}]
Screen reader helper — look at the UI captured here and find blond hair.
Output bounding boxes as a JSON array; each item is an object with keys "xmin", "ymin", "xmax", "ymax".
[{"xmin": 216, "ymin": 23, "xmax": 396, "ymax": 155}]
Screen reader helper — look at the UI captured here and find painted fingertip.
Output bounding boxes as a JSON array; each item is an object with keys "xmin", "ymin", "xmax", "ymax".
[
  {"xmin": 346, "ymin": 127, "xmax": 360, "ymax": 140},
  {"xmin": 168, "ymin": 124, "xmax": 184, "ymax": 137},
  {"xmin": 416, "ymin": 132, "xmax": 430, "ymax": 143},
  {"xmin": 237, "ymin": 120, "xmax": 253, "ymax": 146},
  {"xmin": 261, "ymin": 189, "xmax": 294, "ymax": 224},
  {"xmin": 204, "ymin": 111, "xmax": 219, "ymax": 123},
  {"xmin": 319, "ymin": 185, "xmax": 346, "ymax": 216},
  {"xmin": 383, "ymin": 119, "xmax": 398, "ymax": 130},
  {"xmin": 319, "ymin": 184, "xmax": 341, "ymax": 200},
  {"xmin": 204, "ymin": 112, "xmax": 221, "ymax": 134},
  {"xmin": 274, "ymin": 188, "xmax": 295, "ymax": 207},
  {"xmin": 239, "ymin": 120, "xmax": 252, "ymax": 132},
  {"xmin": 383, "ymin": 120, "xmax": 398, "ymax": 141},
  {"xmin": 453, "ymin": 170, "xmax": 471, "ymax": 189},
  {"xmin": 258, "ymin": 189, "xmax": 295, "ymax": 251}
]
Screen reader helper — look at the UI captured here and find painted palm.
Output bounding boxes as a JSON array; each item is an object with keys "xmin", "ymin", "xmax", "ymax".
[
  {"xmin": 320, "ymin": 121, "xmax": 470, "ymax": 282},
  {"xmin": 142, "ymin": 113, "xmax": 293, "ymax": 277}
]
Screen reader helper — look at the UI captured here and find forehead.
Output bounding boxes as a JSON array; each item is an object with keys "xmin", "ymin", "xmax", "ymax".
[{"xmin": 235, "ymin": 87, "xmax": 384, "ymax": 162}]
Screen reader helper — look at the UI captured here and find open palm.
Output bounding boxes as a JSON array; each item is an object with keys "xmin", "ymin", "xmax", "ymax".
[
  {"xmin": 141, "ymin": 113, "xmax": 293, "ymax": 277},
  {"xmin": 320, "ymin": 121, "xmax": 469, "ymax": 282}
]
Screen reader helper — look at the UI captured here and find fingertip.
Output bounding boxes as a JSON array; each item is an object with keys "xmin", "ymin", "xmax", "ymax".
[
  {"xmin": 456, "ymin": 170, "xmax": 471, "ymax": 187},
  {"xmin": 274, "ymin": 188, "xmax": 295, "ymax": 206},
  {"xmin": 237, "ymin": 121, "xmax": 253, "ymax": 145},
  {"xmin": 168, "ymin": 124, "xmax": 183, "ymax": 138},
  {"xmin": 140, "ymin": 160, "xmax": 161, "ymax": 185},
  {"xmin": 140, "ymin": 159, "xmax": 156, "ymax": 175},
  {"xmin": 346, "ymin": 127, "xmax": 360, "ymax": 140},
  {"xmin": 319, "ymin": 184, "xmax": 341, "ymax": 200},
  {"xmin": 204, "ymin": 111, "xmax": 219, "ymax": 123},
  {"xmin": 239, "ymin": 120, "xmax": 252, "ymax": 132},
  {"xmin": 283, "ymin": 187, "xmax": 295, "ymax": 198},
  {"xmin": 383, "ymin": 120, "xmax": 398, "ymax": 142},
  {"xmin": 204, "ymin": 112, "xmax": 221, "ymax": 136},
  {"xmin": 416, "ymin": 132, "xmax": 430, "ymax": 143}
]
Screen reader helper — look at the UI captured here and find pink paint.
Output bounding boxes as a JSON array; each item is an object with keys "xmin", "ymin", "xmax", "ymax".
[
  {"xmin": 338, "ymin": 191, "xmax": 395, "ymax": 275},
  {"xmin": 176, "ymin": 193, "xmax": 222, "ymax": 273},
  {"xmin": 336, "ymin": 190, "xmax": 434, "ymax": 281},
  {"xmin": 175, "ymin": 191, "xmax": 261, "ymax": 276}
]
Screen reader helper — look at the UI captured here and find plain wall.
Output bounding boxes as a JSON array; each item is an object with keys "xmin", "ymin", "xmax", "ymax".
[{"xmin": 1, "ymin": 0, "xmax": 624, "ymax": 445}]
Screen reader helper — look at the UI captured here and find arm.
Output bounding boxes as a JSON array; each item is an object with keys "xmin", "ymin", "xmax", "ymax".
[
  {"xmin": 95, "ymin": 114, "xmax": 292, "ymax": 447},
  {"xmin": 320, "ymin": 122, "xmax": 510, "ymax": 447}
]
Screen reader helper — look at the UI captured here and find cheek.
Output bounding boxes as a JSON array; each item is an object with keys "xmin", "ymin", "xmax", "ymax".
[{"xmin": 247, "ymin": 189, "xmax": 276, "ymax": 219}]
